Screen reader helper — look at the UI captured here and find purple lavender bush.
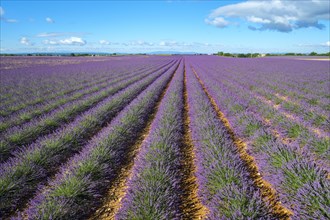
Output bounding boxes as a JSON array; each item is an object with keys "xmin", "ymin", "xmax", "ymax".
[
  {"xmin": 117, "ymin": 61, "xmax": 185, "ymax": 219},
  {"xmin": 18, "ymin": 59, "xmax": 179, "ymax": 220},
  {"xmin": 184, "ymin": 59, "xmax": 279, "ymax": 219},
  {"xmin": 0, "ymin": 60, "xmax": 179, "ymax": 217}
]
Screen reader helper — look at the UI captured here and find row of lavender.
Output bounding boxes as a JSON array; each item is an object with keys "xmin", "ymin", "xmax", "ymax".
[
  {"xmin": 14, "ymin": 58, "xmax": 180, "ymax": 219},
  {"xmin": 0, "ymin": 57, "xmax": 161, "ymax": 117},
  {"xmin": 116, "ymin": 61, "xmax": 187, "ymax": 219},
  {"xmin": 184, "ymin": 60, "xmax": 284, "ymax": 219},
  {"xmin": 191, "ymin": 57, "xmax": 329, "ymax": 163},
  {"xmin": 214, "ymin": 57, "xmax": 329, "ymax": 114},
  {"xmin": 186, "ymin": 56, "xmax": 329, "ymax": 219},
  {"xmin": 199, "ymin": 57, "xmax": 329, "ymax": 131},
  {"xmin": 0, "ymin": 56, "xmax": 179, "ymax": 218},
  {"xmin": 0, "ymin": 58, "xmax": 134, "ymax": 115},
  {"xmin": 117, "ymin": 57, "xmax": 289, "ymax": 219},
  {"xmin": 16, "ymin": 57, "xmax": 284, "ymax": 219},
  {"xmin": 220, "ymin": 66, "xmax": 329, "ymax": 134},
  {"xmin": 0, "ymin": 61, "xmax": 164, "ymax": 132},
  {"xmin": 0, "ymin": 56, "xmax": 111, "ymax": 70},
  {"xmin": 0, "ymin": 60, "xmax": 174, "ymax": 163},
  {"xmin": 0, "ymin": 62, "xmax": 164, "ymax": 134},
  {"xmin": 201, "ymin": 57, "xmax": 329, "ymax": 133},
  {"xmin": 1, "ymin": 55, "xmax": 328, "ymax": 219}
]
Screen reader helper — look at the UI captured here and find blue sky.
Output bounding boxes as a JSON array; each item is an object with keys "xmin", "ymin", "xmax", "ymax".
[{"xmin": 0, "ymin": 0, "xmax": 329, "ymax": 53}]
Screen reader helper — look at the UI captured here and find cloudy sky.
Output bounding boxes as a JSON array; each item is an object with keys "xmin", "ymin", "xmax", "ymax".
[{"xmin": 0, "ymin": 0, "xmax": 329, "ymax": 53}]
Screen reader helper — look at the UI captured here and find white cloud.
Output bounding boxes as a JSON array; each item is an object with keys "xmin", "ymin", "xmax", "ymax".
[
  {"xmin": 43, "ymin": 37, "xmax": 86, "ymax": 46},
  {"xmin": 99, "ymin": 40, "xmax": 111, "ymax": 45},
  {"xmin": 46, "ymin": 17, "xmax": 54, "ymax": 23},
  {"xmin": 247, "ymin": 16, "xmax": 271, "ymax": 24},
  {"xmin": 58, "ymin": 37, "xmax": 86, "ymax": 45},
  {"xmin": 0, "ymin": 7, "xmax": 4, "ymax": 17},
  {"xmin": 43, "ymin": 39, "xmax": 59, "ymax": 45},
  {"xmin": 297, "ymin": 41, "xmax": 330, "ymax": 48},
  {"xmin": 158, "ymin": 41, "xmax": 217, "ymax": 48},
  {"xmin": 122, "ymin": 41, "xmax": 154, "ymax": 46},
  {"xmin": 20, "ymin": 37, "xmax": 33, "ymax": 46},
  {"xmin": 159, "ymin": 41, "xmax": 178, "ymax": 46},
  {"xmin": 6, "ymin": 19, "xmax": 18, "ymax": 23},
  {"xmin": 192, "ymin": 42, "xmax": 214, "ymax": 47},
  {"xmin": 38, "ymin": 32, "xmax": 63, "ymax": 37},
  {"xmin": 206, "ymin": 0, "xmax": 330, "ymax": 32},
  {"xmin": 135, "ymin": 40, "xmax": 154, "ymax": 46},
  {"xmin": 205, "ymin": 17, "xmax": 229, "ymax": 28}
]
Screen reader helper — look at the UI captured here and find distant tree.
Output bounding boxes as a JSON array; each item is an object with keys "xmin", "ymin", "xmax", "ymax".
[
  {"xmin": 318, "ymin": 52, "xmax": 330, "ymax": 56},
  {"xmin": 215, "ymin": 52, "xmax": 261, "ymax": 58},
  {"xmin": 237, "ymin": 53, "xmax": 247, "ymax": 58},
  {"xmin": 223, "ymin": 53, "xmax": 233, "ymax": 57},
  {"xmin": 309, "ymin": 52, "xmax": 318, "ymax": 56}
]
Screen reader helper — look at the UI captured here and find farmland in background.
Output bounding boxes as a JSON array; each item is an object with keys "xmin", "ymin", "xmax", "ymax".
[{"xmin": 0, "ymin": 55, "xmax": 329, "ymax": 219}]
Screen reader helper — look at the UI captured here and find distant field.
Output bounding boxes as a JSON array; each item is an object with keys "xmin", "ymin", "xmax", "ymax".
[
  {"xmin": 0, "ymin": 55, "xmax": 329, "ymax": 219},
  {"xmin": 296, "ymin": 57, "xmax": 330, "ymax": 61},
  {"xmin": 263, "ymin": 55, "xmax": 330, "ymax": 61}
]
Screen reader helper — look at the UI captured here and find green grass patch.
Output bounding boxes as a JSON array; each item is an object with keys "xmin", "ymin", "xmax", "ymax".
[
  {"xmin": 231, "ymin": 104, "xmax": 244, "ymax": 113},
  {"xmin": 252, "ymin": 134, "xmax": 273, "ymax": 152},
  {"xmin": 313, "ymin": 115, "xmax": 327, "ymax": 126},
  {"xmin": 274, "ymin": 97, "xmax": 283, "ymax": 105},
  {"xmin": 270, "ymin": 148, "xmax": 297, "ymax": 168},
  {"xmin": 282, "ymin": 102, "xmax": 301, "ymax": 114},
  {"xmin": 283, "ymin": 164, "xmax": 319, "ymax": 195},
  {"xmin": 308, "ymin": 98, "xmax": 319, "ymax": 106},
  {"xmin": 312, "ymin": 139, "xmax": 330, "ymax": 158},
  {"xmin": 287, "ymin": 124, "xmax": 305, "ymax": 139},
  {"xmin": 244, "ymin": 122, "xmax": 261, "ymax": 137},
  {"xmin": 207, "ymin": 167, "xmax": 241, "ymax": 196}
]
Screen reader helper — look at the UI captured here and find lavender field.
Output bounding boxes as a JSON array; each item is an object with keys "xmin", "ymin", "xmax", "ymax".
[{"xmin": 0, "ymin": 55, "xmax": 329, "ymax": 219}]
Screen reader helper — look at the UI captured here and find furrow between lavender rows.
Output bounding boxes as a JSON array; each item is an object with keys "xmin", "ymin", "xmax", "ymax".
[
  {"xmin": 13, "ymin": 59, "xmax": 180, "ymax": 220},
  {"xmin": 0, "ymin": 60, "xmax": 176, "ymax": 163},
  {"xmin": 185, "ymin": 62, "xmax": 290, "ymax": 219},
  {"xmin": 0, "ymin": 59, "xmax": 180, "ymax": 218},
  {"xmin": 0, "ymin": 61, "xmax": 169, "ymax": 133},
  {"xmin": 190, "ymin": 62, "xmax": 329, "ymax": 219},
  {"xmin": 115, "ymin": 60, "xmax": 205, "ymax": 219}
]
